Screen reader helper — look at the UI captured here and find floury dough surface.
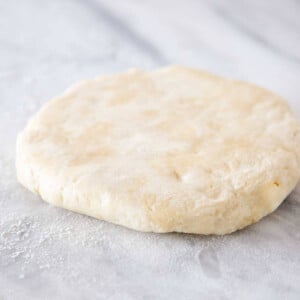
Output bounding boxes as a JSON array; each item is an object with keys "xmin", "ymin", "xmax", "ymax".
[{"xmin": 16, "ymin": 66, "xmax": 300, "ymax": 234}]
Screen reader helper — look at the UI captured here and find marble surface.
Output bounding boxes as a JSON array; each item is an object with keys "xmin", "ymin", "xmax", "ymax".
[{"xmin": 1, "ymin": 0, "xmax": 300, "ymax": 299}]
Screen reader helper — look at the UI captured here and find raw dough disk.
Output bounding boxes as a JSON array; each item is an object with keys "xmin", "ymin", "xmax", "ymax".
[{"xmin": 16, "ymin": 66, "xmax": 300, "ymax": 234}]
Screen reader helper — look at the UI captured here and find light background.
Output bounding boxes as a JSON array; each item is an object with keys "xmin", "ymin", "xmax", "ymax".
[{"xmin": 0, "ymin": 1, "xmax": 300, "ymax": 299}]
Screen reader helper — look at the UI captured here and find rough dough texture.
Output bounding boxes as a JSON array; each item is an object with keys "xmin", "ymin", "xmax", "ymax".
[{"xmin": 16, "ymin": 66, "xmax": 300, "ymax": 234}]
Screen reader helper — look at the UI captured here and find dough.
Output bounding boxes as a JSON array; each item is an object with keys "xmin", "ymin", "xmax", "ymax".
[{"xmin": 16, "ymin": 66, "xmax": 300, "ymax": 234}]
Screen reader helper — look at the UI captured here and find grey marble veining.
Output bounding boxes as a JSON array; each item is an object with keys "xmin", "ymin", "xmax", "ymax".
[{"xmin": 0, "ymin": 0, "xmax": 300, "ymax": 299}]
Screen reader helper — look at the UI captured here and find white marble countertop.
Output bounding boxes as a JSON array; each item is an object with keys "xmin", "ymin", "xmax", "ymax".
[{"xmin": 1, "ymin": 0, "xmax": 300, "ymax": 299}]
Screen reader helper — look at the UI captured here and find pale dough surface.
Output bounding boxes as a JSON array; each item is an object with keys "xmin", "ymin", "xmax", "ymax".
[{"xmin": 16, "ymin": 66, "xmax": 300, "ymax": 234}]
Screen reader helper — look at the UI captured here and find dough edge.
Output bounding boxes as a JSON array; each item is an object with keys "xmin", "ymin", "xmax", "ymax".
[{"xmin": 16, "ymin": 135, "xmax": 299, "ymax": 235}]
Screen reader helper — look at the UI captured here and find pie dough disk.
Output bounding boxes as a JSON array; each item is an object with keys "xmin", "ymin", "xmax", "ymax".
[{"xmin": 16, "ymin": 66, "xmax": 300, "ymax": 234}]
